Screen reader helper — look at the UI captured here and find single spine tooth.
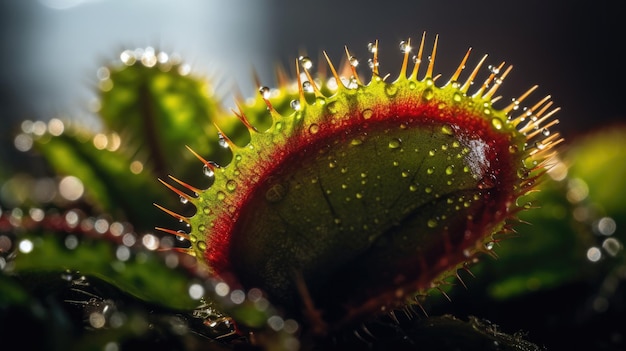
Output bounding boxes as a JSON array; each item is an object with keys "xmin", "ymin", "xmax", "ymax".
[
  {"xmin": 409, "ymin": 32, "xmax": 426, "ymax": 80},
  {"xmin": 447, "ymin": 47, "xmax": 472, "ymax": 85},
  {"xmin": 460, "ymin": 54, "xmax": 488, "ymax": 94},
  {"xmin": 154, "ymin": 203, "xmax": 189, "ymax": 224},
  {"xmin": 425, "ymin": 34, "xmax": 438, "ymax": 79}
]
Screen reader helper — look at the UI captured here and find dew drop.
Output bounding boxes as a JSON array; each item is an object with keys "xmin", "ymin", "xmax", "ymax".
[
  {"xmin": 384, "ymin": 84, "xmax": 398, "ymax": 96},
  {"xmin": 290, "ymin": 100, "xmax": 301, "ymax": 111},
  {"xmin": 259, "ymin": 86, "xmax": 270, "ymax": 99},
  {"xmin": 120, "ymin": 50, "xmax": 136, "ymax": 65},
  {"xmin": 409, "ymin": 184, "xmax": 419, "ymax": 192},
  {"xmin": 197, "ymin": 241, "xmax": 207, "ymax": 251},
  {"xmin": 445, "ymin": 165, "xmax": 454, "ymax": 175},
  {"xmin": 298, "ymin": 56, "xmax": 313, "ymax": 70},
  {"xmin": 217, "ymin": 192, "xmax": 226, "ymax": 201},
  {"xmin": 441, "ymin": 125, "xmax": 454, "ymax": 135},
  {"xmin": 426, "ymin": 167, "xmax": 435, "ymax": 175},
  {"xmin": 179, "ymin": 231, "xmax": 193, "ymax": 243},
  {"xmin": 368, "ymin": 58, "xmax": 378, "ymax": 70},
  {"xmin": 453, "ymin": 92, "xmax": 462, "ymax": 102},
  {"xmin": 602, "ymin": 238, "xmax": 621, "ymax": 257},
  {"xmin": 427, "ymin": 219, "xmax": 438, "ymax": 228},
  {"xmin": 399, "ymin": 41, "xmax": 411, "ymax": 53},
  {"xmin": 349, "ymin": 56, "xmax": 359, "ymax": 67},
  {"xmin": 401, "ymin": 170, "xmax": 410, "ymax": 178},
  {"xmin": 64, "ymin": 235, "xmax": 79, "ymax": 250},
  {"xmin": 224, "ymin": 180, "xmax": 237, "ymax": 192},
  {"xmin": 309, "ymin": 124, "xmax": 320, "ymax": 134},
  {"xmin": 362, "ymin": 109, "xmax": 373, "ymax": 119},
  {"xmin": 484, "ymin": 241, "xmax": 495, "ymax": 250},
  {"xmin": 425, "ymin": 187, "xmax": 433, "ymax": 194},
  {"xmin": 186, "ymin": 234, "xmax": 198, "ymax": 243},
  {"xmin": 542, "ymin": 128, "xmax": 551, "ymax": 136},
  {"xmin": 491, "ymin": 117, "xmax": 503, "ymax": 130},
  {"xmin": 203, "ymin": 164, "xmax": 215, "ymax": 178},
  {"xmin": 587, "ymin": 247, "xmax": 602, "ymax": 262},
  {"xmin": 327, "ymin": 101, "xmax": 338, "ymax": 114},
  {"xmin": 302, "ymin": 81, "xmax": 313, "ymax": 93},
  {"xmin": 180, "ymin": 196, "xmax": 189, "ymax": 204},
  {"xmin": 367, "ymin": 42, "xmax": 377, "ymax": 53},
  {"xmin": 388, "ymin": 138, "xmax": 402, "ymax": 149},
  {"xmin": 422, "ymin": 88, "xmax": 435, "ymax": 101},
  {"xmin": 596, "ymin": 217, "xmax": 617, "ymax": 236},
  {"xmin": 408, "ymin": 81, "xmax": 417, "ymax": 90},
  {"xmin": 348, "ymin": 77, "xmax": 359, "ymax": 89}
]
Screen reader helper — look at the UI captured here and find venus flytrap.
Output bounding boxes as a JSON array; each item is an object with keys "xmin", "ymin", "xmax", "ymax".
[
  {"xmin": 1, "ymin": 32, "xmax": 568, "ymax": 350},
  {"xmin": 157, "ymin": 33, "xmax": 560, "ymax": 336}
]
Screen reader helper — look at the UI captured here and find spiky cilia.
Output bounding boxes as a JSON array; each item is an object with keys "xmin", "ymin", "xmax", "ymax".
[{"xmin": 157, "ymin": 33, "xmax": 561, "ymax": 333}]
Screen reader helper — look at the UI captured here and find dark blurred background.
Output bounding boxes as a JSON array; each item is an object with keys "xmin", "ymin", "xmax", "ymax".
[{"xmin": 1, "ymin": 1, "xmax": 624, "ymax": 141}]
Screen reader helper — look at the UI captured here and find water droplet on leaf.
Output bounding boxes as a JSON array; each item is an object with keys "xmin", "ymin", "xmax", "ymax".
[
  {"xmin": 309, "ymin": 124, "xmax": 320, "ymax": 134},
  {"xmin": 491, "ymin": 118, "xmax": 503, "ymax": 130},
  {"xmin": 388, "ymin": 138, "xmax": 402, "ymax": 149},
  {"xmin": 290, "ymin": 100, "xmax": 301, "ymax": 111},
  {"xmin": 362, "ymin": 109, "xmax": 373, "ymax": 119}
]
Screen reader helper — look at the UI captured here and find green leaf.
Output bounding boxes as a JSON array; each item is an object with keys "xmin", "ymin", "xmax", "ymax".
[
  {"xmin": 99, "ymin": 51, "xmax": 249, "ymax": 183},
  {"xmin": 33, "ymin": 131, "xmax": 171, "ymax": 231},
  {"xmin": 12, "ymin": 232, "xmax": 200, "ymax": 311}
]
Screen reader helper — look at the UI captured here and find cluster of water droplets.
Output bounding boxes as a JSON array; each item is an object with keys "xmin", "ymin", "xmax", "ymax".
[
  {"xmin": 59, "ymin": 271, "xmax": 244, "ymax": 347},
  {"xmin": 561, "ymin": 174, "xmax": 623, "ymax": 265},
  {"xmin": 119, "ymin": 47, "xmax": 187, "ymax": 72},
  {"xmin": 95, "ymin": 47, "xmax": 185, "ymax": 93},
  {"xmin": 13, "ymin": 118, "xmax": 65, "ymax": 152},
  {"xmin": 14, "ymin": 117, "xmax": 149, "ymax": 177},
  {"xmin": 1, "ymin": 173, "xmax": 85, "ymax": 213},
  {"xmin": 188, "ymin": 282, "xmax": 301, "ymax": 350}
]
